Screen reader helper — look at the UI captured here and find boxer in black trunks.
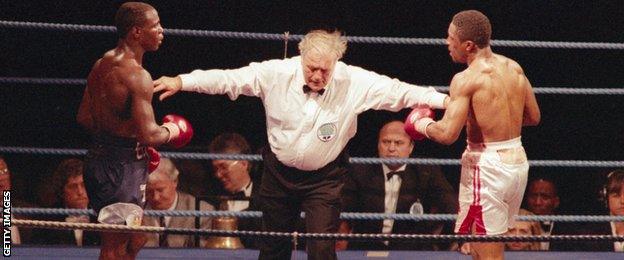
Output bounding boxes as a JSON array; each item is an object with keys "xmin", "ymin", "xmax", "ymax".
[{"xmin": 76, "ymin": 2, "xmax": 192, "ymax": 259}]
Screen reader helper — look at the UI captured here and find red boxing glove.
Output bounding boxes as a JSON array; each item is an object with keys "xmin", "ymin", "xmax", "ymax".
[
  {"xmin": 146, "ymin": 147, "xmax": 160, "ymax": 173},
  {"xmin": 404, "ymin": 107, "xmax": 435, "ymax": 141},
  {"xmin": 161, "ymin": 114, "xmax": 194, "ymax": 148}
]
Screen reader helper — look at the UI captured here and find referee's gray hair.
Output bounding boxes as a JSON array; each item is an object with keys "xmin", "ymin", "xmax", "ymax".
[
  {"xmin": 298, "ymin": 30, "xmax": 347, "ymax": 60},
  {"xmin": 148, "ymin": 158, "xmax": 179, "ymax": 182}
]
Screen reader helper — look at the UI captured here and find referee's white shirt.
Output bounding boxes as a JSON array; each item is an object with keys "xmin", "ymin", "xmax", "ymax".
[{"xmin": 180, "ymin": 56, "xmax": 447, "ymax": 171}]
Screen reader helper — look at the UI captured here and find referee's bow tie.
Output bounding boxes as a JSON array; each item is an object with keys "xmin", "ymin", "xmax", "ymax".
[
  {"xmin": 303, "ymin": 85, "xmax": 325, "ymax": 95},
  {"xmin": 386, "ymin": 170, "xmax": 405, "ymax": 180}
]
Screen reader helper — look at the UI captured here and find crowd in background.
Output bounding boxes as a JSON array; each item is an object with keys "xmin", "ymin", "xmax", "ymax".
[{"xmin": 2, "ymin": 122, "xmax": 623, "ymax": 252}]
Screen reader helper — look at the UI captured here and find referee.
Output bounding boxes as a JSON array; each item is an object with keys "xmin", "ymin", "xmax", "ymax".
[{"xmin": 154, "ymin": 29, "xmax": 448, "ymax": 260}]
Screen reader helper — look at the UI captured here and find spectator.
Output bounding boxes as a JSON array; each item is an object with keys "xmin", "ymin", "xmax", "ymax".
[
  {"xmin": 342, "ymin": 120, "xmax": 457, "ymax": 250},
  {"xmin": 53, "ymin": 159, "xmax": 89, "ymax": 210},
  {"xmin": 36, "ymin": 158, "xmax": 99, "ymax": 246},
  {"xmin": 207, "ymin": 132, "xmax": 263, "ymax": 248},
  {"xmin": 551, "ymin": 170, "xmax": 624, "ymax": 251},
  {"xmin": 525, "ymin": 177, "xmax": 559, "ymax": 250},
  {"xmin": 603, "ymin": 170, "xmax": 624, "ymax": 251},
  {"xmin": 143, "ymin": 158, "xmax": 214, "ymax": 247},
  {"xmin": 505, "ymin": 209, "xmax": 543, "ymax": 251},
  {"xmin": 207, "ymin": 133, "xmax": 258, "ymax": 211}
]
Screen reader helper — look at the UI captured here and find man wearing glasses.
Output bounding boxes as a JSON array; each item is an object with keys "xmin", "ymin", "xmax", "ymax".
[{"xmin": 207, "ymin": 133, "xmax": 261, "ymax": 248}]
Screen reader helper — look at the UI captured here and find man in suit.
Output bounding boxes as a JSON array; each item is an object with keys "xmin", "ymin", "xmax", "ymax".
[
  {"xmin": 208, "ymin": 133, "xmax": 257, "ymax": 211},
  {"xmin": 207, "ymin": 132, "xmax": 262, "ymax": 248},
  {"xmin": 144, "ymin": 158, "xmax": 214, "ymax": 247},
  {"xmin": 342, "ymin": 120, "xmax": 457, "ymax": 250}
]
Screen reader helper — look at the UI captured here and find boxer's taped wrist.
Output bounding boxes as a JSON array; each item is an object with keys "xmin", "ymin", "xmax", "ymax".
[
  {"xmin": 415, "ymin": 118, "xmax": 435, "ymax": 138},
  {"xmin": 161, "ymin": 122, "xmax": 179, "ymax": 143}
]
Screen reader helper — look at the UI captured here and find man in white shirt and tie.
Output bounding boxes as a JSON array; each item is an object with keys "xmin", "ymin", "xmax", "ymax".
[{"xmin": 154, "ymin": 29, "xmax": 449, "ymax": 260}]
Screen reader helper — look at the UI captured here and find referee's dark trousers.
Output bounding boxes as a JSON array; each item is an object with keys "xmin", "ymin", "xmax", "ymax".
[{"xmin": 258, "ymin": 148, "xmax": 348, "ymax": 260}]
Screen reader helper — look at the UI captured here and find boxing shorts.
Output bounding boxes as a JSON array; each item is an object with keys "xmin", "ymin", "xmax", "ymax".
[
  {"xmin": 83, "ymin": 134, "xmax": 150, "ymax": 222},
  {"xmin": 455, "ymin": 137, "xmax": 529, "ymax": 235}
]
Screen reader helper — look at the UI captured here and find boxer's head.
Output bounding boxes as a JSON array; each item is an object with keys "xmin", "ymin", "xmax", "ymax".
[
  {"xmin": 447, "ymin": 10, "xmax": 491, "ymax": 63},
  {"xmin": 115, "ymin": 2, "xmax": 163, "ymax": 51},
  {"xmin": 208, "ymin": 133, "xmax": 252, "ymax": 194},
  {"xmin": 147, "ymin": 158, "xmax": 179, "ymax": 210},
  {"xmin": 377, "ymin": 121, "xmax": 414, "ymax": 171},
  {"xmin": 52, "ymin": 158, "xmax": 88, "ymax": 209},
  {"xmin": 299, "ymin": 30, "xmax": 347, "ymax": 91}
]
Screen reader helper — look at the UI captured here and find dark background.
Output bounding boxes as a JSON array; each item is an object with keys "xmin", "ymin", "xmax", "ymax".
[{"xmin": 1, "ymin": 1, "xmax": 623, "ymax": 214}]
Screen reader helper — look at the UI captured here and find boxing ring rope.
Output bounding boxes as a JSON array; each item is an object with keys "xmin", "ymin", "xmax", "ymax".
[
  {"xmin": 2, "ymin": 146, "xmax": 624, "ymax": 167},
  {"xmin": 13, "ymin": 207, "xmax": 624, "ymax": 223},
  {"xmin": 12, "ymin": 219, "xmax": 624, "ymax": 243},
  {"xmin": 2, "ymin": 20, "xmax": 624, "ymax": 49},
  {"xmin": 4, "ymin": 19, "xmax": 624, "ymax": 255},
  {"xmin": 4, "ymin": 76, "xmax": 624, "ymax": 95}
]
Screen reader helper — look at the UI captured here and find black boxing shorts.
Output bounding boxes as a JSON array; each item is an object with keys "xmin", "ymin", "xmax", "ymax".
[{"xmin": 83, "ymin": 134, "xmax": 150, "ymax": 214}]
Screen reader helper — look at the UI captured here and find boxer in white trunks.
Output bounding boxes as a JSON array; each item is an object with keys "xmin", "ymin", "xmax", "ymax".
[{"xmin": 404, "ymin": 10, "xmax": 541, "ymax": 260}]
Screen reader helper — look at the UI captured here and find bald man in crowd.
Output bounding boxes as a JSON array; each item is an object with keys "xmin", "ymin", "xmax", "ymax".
[{"xmin": 342, "ymin": 120, "xmax": 457, "ymax": 250}]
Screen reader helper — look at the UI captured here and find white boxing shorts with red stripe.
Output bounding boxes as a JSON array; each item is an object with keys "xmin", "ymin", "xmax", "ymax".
[{"xmin": 454, "ymin": 136, "xmax": 529, "ymax": 235}]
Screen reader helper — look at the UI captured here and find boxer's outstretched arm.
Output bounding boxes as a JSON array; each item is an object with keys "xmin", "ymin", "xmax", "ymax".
[{"xmin": 126, "ymin": 67, "xmax": 170, "ymax": 146}]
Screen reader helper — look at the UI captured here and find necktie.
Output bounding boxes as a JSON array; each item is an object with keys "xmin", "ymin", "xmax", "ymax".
[
  {"xmin": 303, "ymin": 85, "xmax": 325, "ymax": 95},
  {"xmin": 386, "ymin": 170, "xmax": 405, "ymax": 180},
  {"xmin": 159, "ymin": 217, "xmax": 168, "ymax": 247}
]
